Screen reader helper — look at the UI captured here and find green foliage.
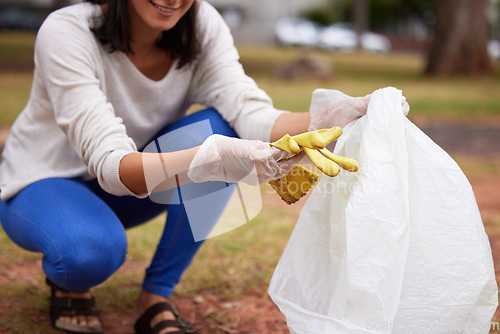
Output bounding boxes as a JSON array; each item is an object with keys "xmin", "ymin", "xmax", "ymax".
[
  {"xmin": 341, "ymin": 0, "xmax": 432, "ymax": 30},
  {"xmin": 300, "ymin": 1, "xmax": 346, "ymax": 26},
  {"xmin": 300, "ymin": 7, "xmax": 331, "ymax": 26}
]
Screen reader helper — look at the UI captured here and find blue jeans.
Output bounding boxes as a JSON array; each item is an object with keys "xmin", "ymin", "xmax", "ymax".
[{"xmin": 0, "ymin": 108, "xmax": 238, "ymax": 296}]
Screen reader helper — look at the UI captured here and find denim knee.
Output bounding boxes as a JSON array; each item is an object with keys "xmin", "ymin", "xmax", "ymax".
[{"xmin": 44, "ymin": 233, "xmax": 128, "ymax": 291}]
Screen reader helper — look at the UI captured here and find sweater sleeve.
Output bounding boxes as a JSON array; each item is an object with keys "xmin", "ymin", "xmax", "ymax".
[
  {"xmin": 190, "ymin": 3, "xmax": 288, "ymax": 142},
  {"xmin": 34, "ymin": 8, "xmax": 139, "ymax": 197}
]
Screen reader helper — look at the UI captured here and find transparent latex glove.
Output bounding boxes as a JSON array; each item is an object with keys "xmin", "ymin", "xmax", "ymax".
[
  {"xmin": 187, "ymin": 134, "xmax": 304, "ymax": 185},
  {"xmin": 308, "ymin": 89, "xmax": 410, "ymax": 131}
]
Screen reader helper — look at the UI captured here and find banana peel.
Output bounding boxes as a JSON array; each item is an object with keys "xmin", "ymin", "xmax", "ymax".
[
  {"xmin": 290, "ymin": 130, "xmax": 327, "ymax": 149},
  {"xmin": 303, "ymin": 147, "xmax": 340, "ymax": 177},
  {"xmin": 269, "ymin": 134, "xmax": 301, "ymax": 154},
  {"xmin": 319, "ymin": 148, "xmax": 359, "ymax": 172},
  {"xmin": 269, "ymin": 126, "xmax": 359, "ymax": 204},
  {"xmin": 270, "ymin": 126, "xmax": 343, "ymax": 152}
]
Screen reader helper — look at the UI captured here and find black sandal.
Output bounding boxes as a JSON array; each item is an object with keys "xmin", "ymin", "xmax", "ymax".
[
  {"xmin": 46, "ymin": 278, "xmax": 103, "ymax": 334},
  {"xmin": 134, "ymin": 302, "xmax": 198, "ymax": 334}
]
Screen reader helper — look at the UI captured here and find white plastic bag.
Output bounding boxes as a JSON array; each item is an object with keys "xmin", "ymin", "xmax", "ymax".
[{"xmin": 268, "ymin": 87, "xmax": 498, "ymax": 334}]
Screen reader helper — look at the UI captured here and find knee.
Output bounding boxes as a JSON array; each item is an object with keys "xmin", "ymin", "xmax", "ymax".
[
  {"xmin": 197, "ymin": 108, "xmax": 238, "ymax": 138},
  {"xmin": 44, "ymin": 235, "xmax": 128, "ymax": 291}
]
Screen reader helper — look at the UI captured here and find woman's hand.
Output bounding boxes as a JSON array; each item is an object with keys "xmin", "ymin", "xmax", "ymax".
[
  {"xmin": 187, "ymin": 134, "xmax": 303, "ymax": 185},
  {"xmin": 308, "ymin": 89, "xmax": 410, "ymax": 131},
  {"xmin": 308, "ymin": 89, "xmax": 371, "ymax": 131}
]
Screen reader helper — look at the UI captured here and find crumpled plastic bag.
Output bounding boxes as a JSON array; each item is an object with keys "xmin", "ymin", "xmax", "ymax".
[{"xmin": 268, "ymin": 87, "xmax": 498, "ymax": 334}]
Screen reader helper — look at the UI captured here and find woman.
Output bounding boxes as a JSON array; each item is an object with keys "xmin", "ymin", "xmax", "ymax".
[{"xmin": 0, "ymin": 0, "xmax": 368, "ymax": 333}]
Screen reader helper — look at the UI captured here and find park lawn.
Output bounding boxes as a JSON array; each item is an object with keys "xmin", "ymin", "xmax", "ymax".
[
  {"xmin": 236, "ymin": 45, "xmax": 500, "ymax": 122},
  {"xmin": 0, "ymin": 72, "xmax": 33, "ymax": 126},
  {"xmin": 1, "ymin": 31, "xmax": 500, "ymax": 126}
]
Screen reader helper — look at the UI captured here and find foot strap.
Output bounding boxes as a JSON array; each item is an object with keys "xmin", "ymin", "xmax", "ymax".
[
  {"xmin": 46, "ymin": 278, "xmax": 103, "ymax": 334},
  {"xmin": 135, "ymin": 302, "xmax": 198, "ymax": 334}
]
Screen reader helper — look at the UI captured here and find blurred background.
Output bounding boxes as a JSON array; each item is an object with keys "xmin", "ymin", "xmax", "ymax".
[
  {"xmin": 0, "ymin": 0, "xmax": 499, "ymax": 333},
  {"xmin": 1, "ymin": 0, "xmax": 499, "ymax": 121}
]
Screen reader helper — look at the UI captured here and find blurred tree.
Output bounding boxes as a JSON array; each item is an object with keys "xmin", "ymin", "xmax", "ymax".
[
  {"xmin": 425, "ymin": 0, "xmax": 494, "ymax": 76},
  {"xmin": 487, "ymin": 0, "xmax": 500, "ymax": 39},
  {"xmin": 354, "ymin": 0, "xmax": 369, "ymax": 49}
]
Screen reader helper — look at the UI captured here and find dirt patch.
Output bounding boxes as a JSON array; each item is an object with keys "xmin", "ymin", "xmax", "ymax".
[
  {"xmin": 473, "ymin": 177, "xmax": 500, "ymax": 216},
  {"xmin": 418, "ymin": 121, "xmax": 500, "ymax": 159},
  {"xmin": 97, "ymin": 294, "xmax": 288, "ymax": 334}
]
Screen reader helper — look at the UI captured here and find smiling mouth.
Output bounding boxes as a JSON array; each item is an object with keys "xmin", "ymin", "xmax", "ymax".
[{"xmin": 150, "ymin": 1, "xmax": 177, "ymax": 13}]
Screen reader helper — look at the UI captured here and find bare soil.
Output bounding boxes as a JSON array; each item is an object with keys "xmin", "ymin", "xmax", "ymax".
[{"xmin": 0, "ymin": 119, "xmax": 499, "ymax": 334}]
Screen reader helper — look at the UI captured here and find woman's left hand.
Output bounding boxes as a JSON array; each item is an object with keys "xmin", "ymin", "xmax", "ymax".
[{"xmin": 187, "ymin": 135, "xmax": 304, "ymax": 185}]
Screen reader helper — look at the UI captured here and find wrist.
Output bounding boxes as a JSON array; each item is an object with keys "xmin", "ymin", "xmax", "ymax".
[{"xmin": 271, "ymin": 112, "xmax": 311, "ymax": 141}]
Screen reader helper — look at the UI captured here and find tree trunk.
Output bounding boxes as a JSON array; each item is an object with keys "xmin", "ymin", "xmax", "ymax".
[
  {"xmin": 425, "ymin": 0, "xmax": 494, "ymax": 76},
  {"xmin": 354, "ymin": 0, "xmax": 369, "ymax": 50}
]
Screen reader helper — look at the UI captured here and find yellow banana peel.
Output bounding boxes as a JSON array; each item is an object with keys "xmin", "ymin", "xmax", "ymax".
[
  {"xmin": 317, "ymin": 126, "xmax": 343, "ymax": 145},
  {"xmin": 319, "ymin": 148, "xmax": 359, "ymax": 172},
  {"xmin": 291, "ymin": 130, "xmax": 326, "ymax": 149},
  {"xmin": 303, "ymin": 147, "xmax": 340, "ymax": 177},
  {"xmin": 269, "ymin": 134, "xmax": 301, "ymax": 154},
  {"xmin": 268, "ymin": 126, "xmax": 359, "ymax": 204}
]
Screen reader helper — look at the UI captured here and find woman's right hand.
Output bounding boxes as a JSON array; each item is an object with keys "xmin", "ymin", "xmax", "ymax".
[
  {"xmin": 308, "ymin": 89, "xmax": 410, "ymax": 131},
  {"xmin": 308, "ymin": 90, "xmax": 371, "ymax": 131},
  {"xmin": 187, "ymin": 134, "xmax": 303, "ymax": 185}
]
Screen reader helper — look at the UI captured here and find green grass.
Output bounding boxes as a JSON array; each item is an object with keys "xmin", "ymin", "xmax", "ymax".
[
  {"xmin": 454, "ymin": 156, "xmax": 500, "ymax": 179},
  {"xmin": 0, "ymin": 31, "xmax": 35, "ymax": 63},
  {"xmin": 237, "ymin": 45, "xmax": 500, "ymax": 122},
  {"xmin": 0, "ymin": 31, "xmax": 36, "ymax": 127},
  {"xmin": 1, "ymin": 37, "xmax": 499, "ymax": 126},
  {"xmin": 0, "ymin": 72, "xmax": 32, "ymax": 126}
]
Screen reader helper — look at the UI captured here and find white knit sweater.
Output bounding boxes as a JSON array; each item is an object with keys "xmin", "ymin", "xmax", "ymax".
[{"xmin": 0, "ymin": 1, "xmax": 286, "ymax": 200}]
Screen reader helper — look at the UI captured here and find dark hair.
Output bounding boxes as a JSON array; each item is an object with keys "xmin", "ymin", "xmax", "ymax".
[{"xmin": 85, "ymin": 0, "xmax": 199, "ymax": 69}]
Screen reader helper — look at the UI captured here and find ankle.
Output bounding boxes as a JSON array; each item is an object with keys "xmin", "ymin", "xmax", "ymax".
[
  {"xmin": 54, "ymin": 289, "xmax": 92, "ymax": 299},
  {"xmin": 136, "ymin": 289, "xmax": 169, "ymax": 314}
]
